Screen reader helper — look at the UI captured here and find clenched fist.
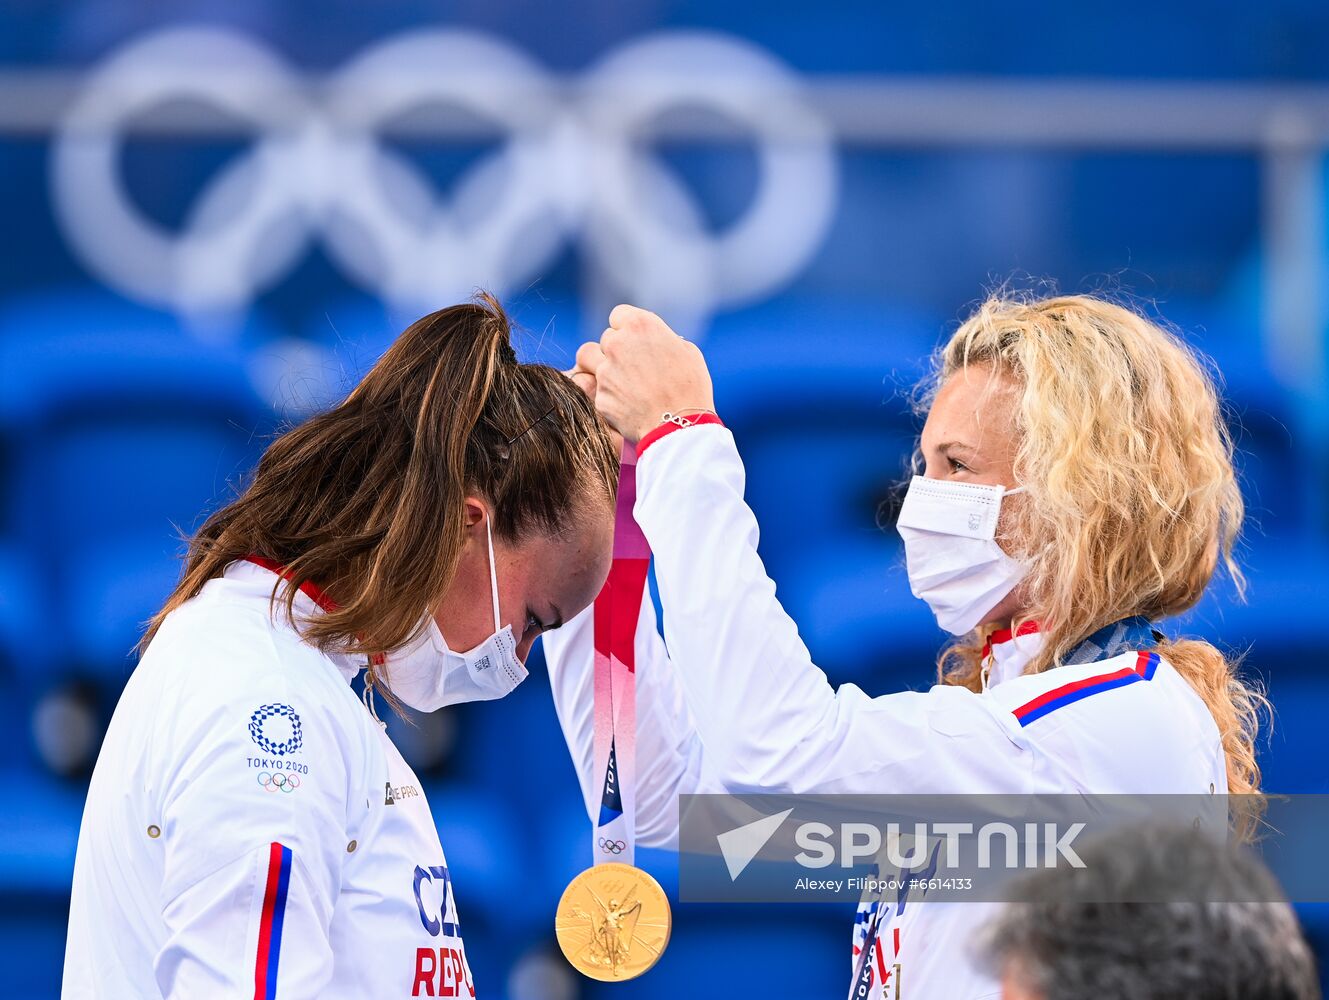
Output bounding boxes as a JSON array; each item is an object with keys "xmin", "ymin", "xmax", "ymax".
[{"xmin": 570, "ymin": 305, "xmax": 716, "ymax": 444}]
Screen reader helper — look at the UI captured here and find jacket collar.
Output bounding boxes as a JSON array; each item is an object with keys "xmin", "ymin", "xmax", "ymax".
[
  {"xmin": 978, "ymin": 615, "xmax": 1161, "ymax": 691},
  {"xmin": 980, "ymin": 620, "xmax": 1043, "ymax": 690},
  {"xmin": 221, "ymin": 560, "xmax": 364, "ymax": 686}
]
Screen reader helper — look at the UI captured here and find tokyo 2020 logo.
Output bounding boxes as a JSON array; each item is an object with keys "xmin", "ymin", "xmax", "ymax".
[{"xmin": 248, "ymin": 702, "xmax": 304, "ymax": 756}]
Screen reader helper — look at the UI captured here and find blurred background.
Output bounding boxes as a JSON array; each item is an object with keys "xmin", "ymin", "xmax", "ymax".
[{"xmin": 2, "ymin": 1, "xmax": 1328, "ymax": 997}]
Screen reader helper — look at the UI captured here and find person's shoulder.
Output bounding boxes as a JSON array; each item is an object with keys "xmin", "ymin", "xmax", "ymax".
[
  {"xmin": 985, "ymin": 649, "xmax": 1223, "ymax": 789},
  {"xmin": 146, "ymin": 573, "xmax": 325, "ymax": 676},
  {"xmin": 136, "ymin": 575, "xmax": 363, "ymax": 745},
  {"xmin": 133, "ymin": 583, "xmax": 374, "ymax": 813},
  {"xmin": 985, "ymin": 649, "xmax": 1165, "ymax": 731},
  {"xmin": 906, "ymin": 653, "xmax": 1162, "ymax": 736}
]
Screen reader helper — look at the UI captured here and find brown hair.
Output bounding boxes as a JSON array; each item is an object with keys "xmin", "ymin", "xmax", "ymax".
[{"xmin": 141, "ymin": 293, "xmax": 618, "ymax": 679}]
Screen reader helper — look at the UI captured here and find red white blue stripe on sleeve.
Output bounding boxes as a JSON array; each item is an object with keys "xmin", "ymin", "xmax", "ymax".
[
  {"xmin": 253, "ymin": 842, "xmax": 292, "ymax": 1000},
  {"xmin": 1013, "ymin": 650, "xmax": 1160, "ymax": 727}
]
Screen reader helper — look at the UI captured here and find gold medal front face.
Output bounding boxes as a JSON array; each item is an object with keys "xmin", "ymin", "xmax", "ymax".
[{"xmin": 555, "ymin": 863, "xmax": 672, "ymax": 981}]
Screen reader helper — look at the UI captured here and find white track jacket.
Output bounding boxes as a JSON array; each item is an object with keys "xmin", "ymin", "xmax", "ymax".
[
  {"xmin": 64, "ymin": 561, "xmax": 475, "ymax": 999},
  {"xmin": 544, "ymin": 422, "xmax": 1228, "ymax": 1000}
]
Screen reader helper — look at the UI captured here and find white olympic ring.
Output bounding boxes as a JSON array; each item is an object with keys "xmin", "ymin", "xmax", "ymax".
[
  {"xmin": 257, "ymin": 771, "xmax": 302, "ymax": 793},
  {"xmin": 51, "ymin": 27, "xmax": 837, "ymax": 338}
]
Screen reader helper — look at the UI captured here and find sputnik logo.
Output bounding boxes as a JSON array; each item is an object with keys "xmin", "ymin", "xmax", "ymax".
[{"xmin": 716, "ymin": 808, "xmax": 794, "ymax": 881}]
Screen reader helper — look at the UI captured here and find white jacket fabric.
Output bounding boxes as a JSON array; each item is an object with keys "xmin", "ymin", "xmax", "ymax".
[
  {"xmin": 544, "ymin": 423, "xmax": 1227, "ymax": 1000},
  {"xmin": 64, "ymin": 561, "xmax": 475, "ymax": 999}
]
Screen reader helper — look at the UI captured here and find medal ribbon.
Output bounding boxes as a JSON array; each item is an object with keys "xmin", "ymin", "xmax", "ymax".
[{"xmin": 592, "ymin": 444, "xmax": 650, "ymax": 866}]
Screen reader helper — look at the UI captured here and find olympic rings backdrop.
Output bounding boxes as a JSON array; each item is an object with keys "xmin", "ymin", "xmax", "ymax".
[
  {"xmin": 2, "ymin": 4, "xmax": 1328, "ymax": 998},
  {"xmin": 50, "ymin": 27, "xmax": 836, "ymax": 337}
]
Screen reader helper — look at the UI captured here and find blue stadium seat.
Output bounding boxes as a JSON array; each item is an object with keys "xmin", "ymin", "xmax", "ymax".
[
  {"xmin": 594, "ymin": 907, "xmax": 848, "ymax": 998},
  {"xmin": 701, "ymin": 298, "xmax": 940, "ymax": 683},
  {"xmin": 0, "ymin": 288, "xmax": 275, "ymax": 690},
  {"xmin": 777, "ymin": 536, "xmax": 944, "ymax": 689},
  {"xmin": 423, "ymin": 779, "xmax": 529, "ymax": 931},
  {"xmin": 1184, "ymin": 535, "xmax": 1329, "ymax": 661},
  {"xmin": 0, "ymin": 769, "xmax": 84, "ymax": 896},
  {"xmin": 0, "ymin": 542, "xmax": 40, "ymax": 681},
  {"xmin": 1234, "ymin": 661, "xmax": 1329, "ymax": 794},
  {"xmin": 0, "ymin": 766, "xmax": 75, "ymax": 998}
]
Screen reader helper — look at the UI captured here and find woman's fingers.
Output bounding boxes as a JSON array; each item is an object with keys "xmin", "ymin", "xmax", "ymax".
[
  {"xmin": 575, "ymin": 340, "xmax": 606, "ymax": 374},
  {"xmin": 567, "ymin": 369, "xmax": 596, "ymax": 397},
  {"xmin": 559, "ymin": 367, "xmax": 624, "ymax": 452},
  {"xmin": 564, "ymin": 342, "xmax": 606, "ymax": 404},
  {"xmin": 608, "ymin": 303, "xmax": 659, "ymax": 332}
]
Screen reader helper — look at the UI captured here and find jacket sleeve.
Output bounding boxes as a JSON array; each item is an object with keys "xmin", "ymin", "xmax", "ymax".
[
  {"xmin": 542, "ymin": 586, "xmax": 712, "ymax": 849},
  {"xmin": 149, "ymin": 642, "xmax": 354, "ymax": 998},
  {"xmin": 631, "ymin": 424, "xmax": 1035, "ymax": 796},
  {"xmin": 156, "ymin": 841, "xmax": 333, "ymax": 997}
]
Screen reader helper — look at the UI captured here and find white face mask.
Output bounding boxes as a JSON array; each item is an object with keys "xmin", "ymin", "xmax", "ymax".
[
  {"xmin": 380, "ymin": 516, "xmax": 528, "ymax": 712},
  {"xmin": 895, "ymin": 475, "xmax": 1028, "ymax": 635}
]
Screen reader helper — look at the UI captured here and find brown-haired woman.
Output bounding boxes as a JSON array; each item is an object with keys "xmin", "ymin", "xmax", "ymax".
[{"xmin": 63, "ymin": 295, "xmax": 619, "ymax": 1000}]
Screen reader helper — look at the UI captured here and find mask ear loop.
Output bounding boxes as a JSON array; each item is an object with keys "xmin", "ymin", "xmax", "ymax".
[
  {"xmin": 485, "ymin": 514, "xmax": 502, "ymax": 634},
  {"xmin": 987, "ymin": 484, "xmax": 1027, "ymax": 688}
]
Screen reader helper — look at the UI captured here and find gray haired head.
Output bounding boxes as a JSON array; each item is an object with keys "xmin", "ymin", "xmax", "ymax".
[{"xmin": 980, "ymin": 823, "xmax": 1320, "ymax": 1000}]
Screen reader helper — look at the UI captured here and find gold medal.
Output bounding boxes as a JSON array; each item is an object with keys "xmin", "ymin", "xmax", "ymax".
[{"xmin": 555, "ymin": 862, "xmax": 672, "ymax": 981}]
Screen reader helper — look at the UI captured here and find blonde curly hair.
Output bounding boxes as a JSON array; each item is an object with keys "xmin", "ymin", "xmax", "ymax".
[{"xmin": 921, "ymin": 292, "xmax": 1267, "ymax": 837}]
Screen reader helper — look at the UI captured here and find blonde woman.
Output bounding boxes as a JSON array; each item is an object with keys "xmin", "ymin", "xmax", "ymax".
[{"xmin": 544, "ymin": 294, "xmax": 1266, "ymax": 999}]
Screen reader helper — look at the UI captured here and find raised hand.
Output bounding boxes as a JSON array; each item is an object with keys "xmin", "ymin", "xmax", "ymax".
[{"xmin": 587, "ymin": 305, "xmax": 716, "ymax": 443}]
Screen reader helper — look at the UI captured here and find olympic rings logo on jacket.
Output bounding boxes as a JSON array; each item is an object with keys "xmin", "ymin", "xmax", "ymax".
[{"xmin": 256, "ymin": 771, "xmax": 302, "ymax": 793}]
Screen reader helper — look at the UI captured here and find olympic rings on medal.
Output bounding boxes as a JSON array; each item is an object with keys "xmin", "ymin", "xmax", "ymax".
[
  {"xmin": 597, "ymin": 837, "xmax": 627, "ymax": 854},
  {"xmin": 257, "ymin": 771, "xmax": 302, "ymax": 793},
  {"xmin": 52, "ymin": 27, "xmax": 837, "ymax": 335}
]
